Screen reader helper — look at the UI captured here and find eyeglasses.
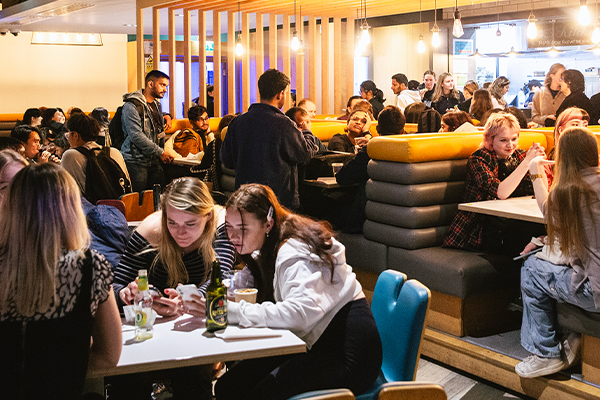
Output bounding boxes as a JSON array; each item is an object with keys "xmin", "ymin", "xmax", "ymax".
[{"xmin": 199, "ymin": 115, "xmax": 210, "ymax": 122}]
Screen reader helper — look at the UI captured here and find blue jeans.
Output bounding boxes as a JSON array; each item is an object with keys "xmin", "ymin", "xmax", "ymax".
[
  {"xmin": 521, "ymin": 256, "xmax": 599, "ymax": 358},
  {"xmin": 125, "ymin": 161, "xmax": 165, "ymax": 193}
]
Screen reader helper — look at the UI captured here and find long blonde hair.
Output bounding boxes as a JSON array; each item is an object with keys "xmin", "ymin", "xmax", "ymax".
[
  {"xmin": 156, "ymin": 177, "xmax": 216, "ymax": 287},
  {"xmin": 547, "ymin": 127, "xmax": 599, "ymax": 258},
  {"xmin": 432, "ymin": 73, "xmax": 461, "ymax": 103},
  {"xmin": 0, "ymin": 163, "xmax": 90, "ymax": 317}
]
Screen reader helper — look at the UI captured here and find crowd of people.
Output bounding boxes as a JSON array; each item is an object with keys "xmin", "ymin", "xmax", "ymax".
[{"xmin": 2, "ymin": 64, "xmax": 600, "ymax": 398}]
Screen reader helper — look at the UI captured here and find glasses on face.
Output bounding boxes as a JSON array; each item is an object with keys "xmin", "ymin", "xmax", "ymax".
[{"xmin": 199, "ymin": 115, "xmax": 210, "ymax": 122}]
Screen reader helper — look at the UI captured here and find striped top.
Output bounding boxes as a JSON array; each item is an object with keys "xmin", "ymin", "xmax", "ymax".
[{"xmin": 113, "ymin": 223, "xmax": 235, "ymax": 303}]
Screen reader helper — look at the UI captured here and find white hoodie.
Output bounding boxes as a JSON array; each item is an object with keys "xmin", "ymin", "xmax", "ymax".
[
  {"xmin": 395, "ymin": 90, "xmax": 422, "ymax": 112},
  {"xmin": 228, "ymin": 237, "xmax": 362, "ymax": 348}
]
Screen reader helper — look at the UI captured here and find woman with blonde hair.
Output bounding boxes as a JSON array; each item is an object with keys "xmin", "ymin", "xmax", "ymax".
[
  {"xmin": 114, "ymin": 177, "xmax": 235, "ymax": 315},
  {"xmin": 457, "ymin": 80, "xmax": 479, "ymax": 113},
  {"xmin": 444, "ymin": 112, "xmax": 546, "ymax": 253},
  {"xmin": 516, "ymin": 127, "xmax": 600, "ymax": 378},
  {"xmin": 532, "ymin": 63, "xmax": 566, "ymax": 126},
  {"xmin": 0, "ymin": 163, "xmax": 122, "ymax": 399},
  {"xmin": 431, "ymin": 72, "xmax": 465, "ymax": 115},
  {"xmin": 489, "ymin": 76, "xmax": 511, "ymax": 109},
  {"xmin": 112, "ymin": 177, "xmax": 235, "ymax": 399}
]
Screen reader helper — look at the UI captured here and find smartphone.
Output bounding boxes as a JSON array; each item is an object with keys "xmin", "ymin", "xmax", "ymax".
[
  {"xmin": 176, "ymin": 284, "xmax": 198, "ymax": 301},
  {"xmin": 148, "ymin": 288, "xmax": 164, "ymax": 300}
]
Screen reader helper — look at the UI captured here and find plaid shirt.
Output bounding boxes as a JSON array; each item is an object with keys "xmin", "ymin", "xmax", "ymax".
[{"xmin": 443, "ymin": 147, "xmax": 534, "ymax": 250}]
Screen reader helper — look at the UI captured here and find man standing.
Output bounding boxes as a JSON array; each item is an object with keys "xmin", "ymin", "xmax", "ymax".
[
  {"xmin": 391, "ymin": 73, "xmax": 421, "ymax": 113},
  {"xmin": 120, "ymin": 70, "xmax": 176, "ymax": 192},
  {"xmin": 419, "ymin": 70, "xmax": 437, "ymax": 107},
  {"xmin": 221, "ymin": 69, "xmax": 318, "ymax": 210}
]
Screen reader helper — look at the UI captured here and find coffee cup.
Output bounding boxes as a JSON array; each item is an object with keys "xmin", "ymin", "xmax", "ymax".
[{"xmin": 234, "ymin": 288, "xmax": 258, "ymax": 304}]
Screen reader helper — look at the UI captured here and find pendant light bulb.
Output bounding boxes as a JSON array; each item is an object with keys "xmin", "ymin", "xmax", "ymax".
[
  {"xmin": 592, "ymin": 26, "xmax": 600, "ymax": 44},
  {"xmin": 417, "ymin": 34, "xmax": 426, "ymax": 53},
  {"xmin": 453, "ymin": 10, "xmax": 464, "ymax": 38},
  {"xmin": 235, "ymin": 37, "xmax": 243, "ymax": 56},
  {"xmin": 361, "ymin": 26, "xmax": 370, "ymax": 45},
  {"xmin": 496, "ymin": 27, "xmax": 502, "ymax": 37},
  {"xmin": 431, "ymin": 24, "xmax": 440, "ymax": 47},
  {"xmin": 527, "ymin": 12, "xmax": 537, "ymax": 39},
  {"xmin": 579, "ymin": 0, "xmax": 591, "ymax": 25},
  {"xmin": 291, "ymin": 31, "xmax": 300, "ymax": 51}
]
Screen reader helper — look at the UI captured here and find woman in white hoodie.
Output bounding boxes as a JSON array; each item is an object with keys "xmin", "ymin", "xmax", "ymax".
[{"xmin": 214, "ymin": 183, "xmax": 382, "ymax": 400}]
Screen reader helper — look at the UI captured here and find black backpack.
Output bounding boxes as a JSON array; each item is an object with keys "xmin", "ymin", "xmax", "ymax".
[
  {"xmin": 74, "ymin": 146, "xmax": 131, "ymax": 204},
  {"xmin": 108, "ymin": 98, "xmax": 145, "ymax": 150}
]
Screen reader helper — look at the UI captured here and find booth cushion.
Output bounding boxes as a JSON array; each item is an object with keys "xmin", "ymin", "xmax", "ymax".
[
  {"xmin": 363, "ymin": 221, "xmax": 449, "ymax": 250},
  {"xmin": 367, "ymin": 159, "xmax": 467, "ymax": 184},
  {"xmin": 557, "ymin": 303, "xmax": 600, "ymax": 339},
  {"xmin": 366, "ymin": 201, "xmax": 458, "ymax": 229},
  {"xmin": 367, "ymin": 131, "xmax": 548, "ymax": 163},
  {"xmin": 366, "ymin": 180, "xmax": 465, "ymax": 207}
]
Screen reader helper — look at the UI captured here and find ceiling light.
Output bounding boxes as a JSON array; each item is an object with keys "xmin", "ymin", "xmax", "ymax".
[
  {"xmin": 527, "ymin": 11, "xmax": 537, "ymax": 39},
  {"xmin": 431, "ymin": 24, "xmax": 440, "ymax": 47},
  {"xmin": 37, "ymin": 3, "xmax": 95, "ymax": 17},
  {"xmin": 469, "ymin": 48, "xmax": 486, "ymax": 58},
  {"xmin": 235, "ymin": 2, "xmax": 243, "ymax": 56},
  {"xmin": 291, "ymin": 32, "xmax": 300, "ymax": 51},
  {"xmin": 505, "ymin": 46, "xmax": 519, "ymax": 57},
  {"xmin": 579, "ymin": 0, "xmax": 591, "ymax": 25},
  {"xmin": 417, "ymin": 34, "xmax": 426, "ymax": 53},
  {"xmin": 453, "ymin": 10, "xmax": 464, "ymax": 38}
]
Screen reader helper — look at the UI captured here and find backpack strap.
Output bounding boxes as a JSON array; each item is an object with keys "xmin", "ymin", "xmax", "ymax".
[{"xmin": 125, "ymin": 98, "xmax": 145, "ymax": 133}]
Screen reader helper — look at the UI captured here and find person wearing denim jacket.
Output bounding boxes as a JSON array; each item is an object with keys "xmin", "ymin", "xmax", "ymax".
[{"xmin": 121, "ymin": 70, "xmax": 176, "ymax": 192}]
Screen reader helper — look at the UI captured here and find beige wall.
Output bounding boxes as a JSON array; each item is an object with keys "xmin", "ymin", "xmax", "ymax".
[
  {"xmin": 372, "ymin": 23, "xmax": 431, "ymax": 106},
  {"xmin": 0, "ymin": 33, "xmax": 128, "ymax": 114}
]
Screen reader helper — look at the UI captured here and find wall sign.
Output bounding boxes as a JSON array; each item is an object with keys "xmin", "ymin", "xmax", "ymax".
[{"xmin": 527, "ymin": 21, "xmax": 596, "ymax": 48}]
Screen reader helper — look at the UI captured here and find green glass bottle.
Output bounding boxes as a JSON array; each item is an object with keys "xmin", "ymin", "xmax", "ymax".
[{"xmin": 206, "ymin": 259, "xmax": 227, "ymax": 332}]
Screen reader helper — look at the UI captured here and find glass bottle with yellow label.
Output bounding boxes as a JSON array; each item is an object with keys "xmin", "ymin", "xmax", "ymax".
[{"xmin": 134, "ymin": 269, "xmax": 154, "ymax": 340}]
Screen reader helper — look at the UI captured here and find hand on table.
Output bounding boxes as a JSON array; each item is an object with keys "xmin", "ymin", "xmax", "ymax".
[
  {"xmin": 183, "ymin": 292, "xmax": 206, "ymax": 318},
  {"xmin": 153, "ymin": 288, "xmax": 184, "ymax": 317}
]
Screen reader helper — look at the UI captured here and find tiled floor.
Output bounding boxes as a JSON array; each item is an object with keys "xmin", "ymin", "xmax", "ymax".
[{"xmin": 415, "ymin": 357, "xmax": 533, "ymax": 400}]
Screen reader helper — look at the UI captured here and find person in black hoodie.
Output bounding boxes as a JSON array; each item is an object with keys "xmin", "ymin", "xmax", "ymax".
[
  {"xmin": 431, "ymin": 72, "xmax": 465, "ymax": 115},
  {"xmin": 552, "ymin": 69, "xmax": 597, "ymax": 126},
  {"xmin": 359, "ymin": 80, "xmax": 385, "ymax": 120}
]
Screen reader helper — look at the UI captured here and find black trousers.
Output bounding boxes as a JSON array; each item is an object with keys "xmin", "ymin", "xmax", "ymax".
[{"xmin": 214, "ymin": 298, "xmax": 382, "ymax": 400}]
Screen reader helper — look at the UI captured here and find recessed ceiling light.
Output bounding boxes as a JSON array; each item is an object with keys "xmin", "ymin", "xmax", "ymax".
[
  {"xmin": 37, "ymin": 3, "xmax": 95, "ymax": 17},
  {"xmin": 123, "ymin": 24, "xmax": 137, "ymax": 27}
]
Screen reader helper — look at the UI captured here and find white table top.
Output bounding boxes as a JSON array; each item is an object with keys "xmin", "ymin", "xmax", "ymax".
[
  {"xmin": 458, "ymin": 196, "xmax": 545, "ymax": 224},
  {"xmin": 88, "ymin": 316, "xmax": 306, "ymax": 378},
  {"xmin": 172, "ymin": 158, "xmax": 202, "ymax": 166},
  {"xmin": 304, "ymin": 177, "xmax": 340, "ymax": 188}
]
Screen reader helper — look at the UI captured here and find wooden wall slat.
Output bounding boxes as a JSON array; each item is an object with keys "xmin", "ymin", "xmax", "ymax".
[
  {"xmin": 136, "ymin": 6, "xmax": 144, "ymax": 89},
  {"xmin": 308, "ymin": 16, "xmax": 317, "ymax": 109},
  {"xmin": 227, "ymin": 10, "xmax": 236, "ymax": 114},
  {"xmin": 198, "ymin": 11, "xmax": 207, "ymax": 108},
  {"xmin": 153, "ymin": 8, "xmax": 160, "ymax": 73},
  {"xmin": 255, "ymin": 12, "xmax": 264, "ymax": 100},
  {"xmin": 168, "ymin": 8, "xmax": 176, "ymax": 116},
  {"xmin": 333, "ymin": 17, "xmax": 342, "ymax": 114},
  {"xmin": 213, "ymin": 11, "xmax": 222, "ymax": 117},
  {"xmin": 183, "ymin": 9, "xmax": 192, "ymax": 117},
  {"xmin": 282, "ymin": 14, "xmax": 291, "ymax": 110},
  {"xmin": 345, "ymin": 17, "xmax": 355, "ymax": 102},
  {"xmin": 321, "ymin": 17, "xmax": 330, "ymax": 115},
  {"xmin": 269, "ymin": 13, "xmax": 277, "ymax": 70},
  {"xmin": 242, "ymin": 12, "xmax": 250, "ymax": 111}
]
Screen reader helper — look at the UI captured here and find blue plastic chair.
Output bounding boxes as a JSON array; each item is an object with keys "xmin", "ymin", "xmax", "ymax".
[
  {"xmin": 355, "ymin": 270, "xmax": 431, "ymax": 400},
  {"xmin": 287, "ymin": 388, "xmax": 355, "ymax": 400}
]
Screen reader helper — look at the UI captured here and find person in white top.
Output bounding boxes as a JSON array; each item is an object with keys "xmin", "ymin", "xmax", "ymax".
[
  {"xmin": 214, "ymin": 183, "xmax": 382, "ymax": 400},
  {"xmin": 490, "ymin": 76, "xmax": 511, "ymax": 109},
  {"xmin": 391, "ymin": 73, "xmax": 421, "ymax": 113}
]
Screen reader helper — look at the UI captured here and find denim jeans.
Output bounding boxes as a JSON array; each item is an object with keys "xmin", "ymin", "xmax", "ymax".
[
  {"xmin": 521, "ymin": 256, "xmax": 599, "ymax": 358},
  {"xmin": 125, "ymin": 161, "xmax": 165, "ymax": 193}
]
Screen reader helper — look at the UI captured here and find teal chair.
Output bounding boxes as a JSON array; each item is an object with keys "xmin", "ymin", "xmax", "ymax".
[
  {"xmin": 288, "ymin": 388, "xmax": 355, "ymax": 400},
  {"xmin": 355, "ymin": 270, "xmax": 431, "ymax": 400}
]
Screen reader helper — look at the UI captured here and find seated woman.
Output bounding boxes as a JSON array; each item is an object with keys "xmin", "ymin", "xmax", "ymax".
[
  {"xmin": 443, "ymin": 112, "xmax": 546, "ymax": 254},
  {"xmin": 0, "ymin": 149, "xmax": 28, "ymax": 202},
  {"xmin": 328, "ymin": 110, "xmax": 372, "ymax": 153},
  {"xmin": 439, "ymin": 110, "xmax": 475, "ymax": 132},
  {"xmin": 470, "ymin": 89, "xmax": 494, "ymax": 122},
  {"xmin": 489, "ymin": 76, "xmax": 511, "ymax": 109},
  {"xmin": 431, "ymin": 72, "xmax": 465, "ymax": 115},
  {"xmin": 359, "ymin": 80, "xmax": 385, "ymax": 119},
  {"xmin": 0, "ymin": 163, "xmax": 121, "ymax": 399},
  {"xmin": 515, "ymin": 127, "xmax": 600, "ymax": 378},
  {"xmin": 213, "ymin": 184, "xmax": 382, "ymax": 400},
  {"xmin": 111, "ymin": 177, "xmax": 235, "ymax": 399}
]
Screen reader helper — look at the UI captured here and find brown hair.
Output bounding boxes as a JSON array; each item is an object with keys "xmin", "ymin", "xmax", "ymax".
[
  {"xmin": 441, "ymin": 111, "xmax": 472, "ymax": 132},
  {"xmin": 470, "ymin": 89, "xmax": 494, "ymax": 121},
  {"xmin": 547, "ymin": 127, "xmax": 599, "ymax": 259},
  {"xmin": 225, "ymin": 184, "xmax": 335, "ymax": 302}
]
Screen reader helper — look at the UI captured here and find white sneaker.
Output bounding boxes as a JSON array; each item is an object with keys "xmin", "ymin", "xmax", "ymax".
[
  {"xmin": 561, "ymin": 332, "xmax": 582, "ymax": 368},
  {"xmin": 515, "ymin": 354, "xmax": 566, "ymax": 378}
]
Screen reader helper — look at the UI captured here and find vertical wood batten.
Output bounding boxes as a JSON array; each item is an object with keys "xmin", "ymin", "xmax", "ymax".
[
  {"xmin": 168, "ymin": 8, "xmax": 176, "ymax": 116},
  {"xmin": 242, "ymin": 12, "xmax": 250, "ymax": 111},
  {"xmin": 227, "ymin": 11, "xmax": 236, "ymax": 115},
  {"xmin": 333, "ymin": 17, "xmax": 342, "ymax": 114},
  {"xmin": 282, "ymin": 14, "xmax": 291, "ymax": 110},
  {"xmin": 136, "ymin": 6, "xmax": 144, "ymax": 89},
  {"xmin": 198, "ymin": 11, "xmax": 207, "ymax": 108},
  {"xmin": 269, "ymin": 13, "xmax": 277, "ymax": 70},
  {"xmin": 255, "ymin": 13, "xmax": 264, "ymax": 100},
  {"xmin": 183, "ymin": 9, "xmax": 192, "ymax": 117},
  {"xmin": 153, "ymin": 8, "xmax": 160, "ymax": 73},
  {"xmin": 213, "ymin": 11, "xmax": 222, "ymax": 117},
  {"xmin": 308, "ymin": 16, "xmax": 317, "ymax": 109},
  {"xmin": 345, "ymin": 17, "xmax": 355, "ymax": 101},
  {"xmin": 295, "ymin": 19, "xmax": 304, "ymax": 102},
  {"xmin": 321, "ymin": 17, "xmax": 330, "ymax": 115}
]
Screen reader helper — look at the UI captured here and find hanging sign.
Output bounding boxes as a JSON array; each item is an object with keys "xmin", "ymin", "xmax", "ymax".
[{"xmin": 527, "ymin": 21, "xmax": 596, "ymax": 48}]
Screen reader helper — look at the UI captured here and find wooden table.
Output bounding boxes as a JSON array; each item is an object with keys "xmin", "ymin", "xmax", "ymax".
[
  {"xmin": 458, "ymin": 196, "xmax": 545, "ymax": 224},
  {"xmin": 88, "ymin": 316, "xmax": 306, "ymax": 379},
  {"xmin": 303, "ymin": 177, "xmax": 341, "ymax": 189}
]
